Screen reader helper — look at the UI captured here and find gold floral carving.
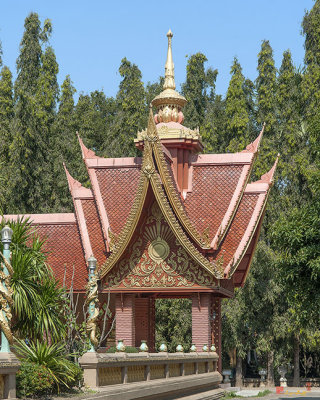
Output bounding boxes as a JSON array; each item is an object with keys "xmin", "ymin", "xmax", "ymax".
[
  {"xmin": 149, "ymin": 109, "xmax": 210, "ymax": 249},
  {"xmin": 99, "ymin": 150, "xmax": 150, "ymax": 278},
  {"xmin": 149, "ymin": 172, "xmax": 222, "ymax": 277},
  {"xmin": 100, "ymin": 107, "xmax": 222, "ymax": 280},
  {"xmin": 108, "ymin": 229, "xmax": 118, "ymax": 252},
  {"xmin": 105, "ymin": 203, "xmax": 218, "ymax": 288}
]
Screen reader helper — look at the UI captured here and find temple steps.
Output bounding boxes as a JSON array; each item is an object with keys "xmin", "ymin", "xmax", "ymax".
[{"xmin": 80, "ymin": 373, "xmax": 224, "ymax": 400}]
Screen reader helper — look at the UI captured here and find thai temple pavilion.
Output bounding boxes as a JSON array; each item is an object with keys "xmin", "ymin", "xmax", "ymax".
[{"xmin": 5, "ymin": 31, "xmax": 276, "ymax": 369}]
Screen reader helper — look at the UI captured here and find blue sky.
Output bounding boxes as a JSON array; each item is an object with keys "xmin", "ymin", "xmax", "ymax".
[{"xmin": 0, "ymin": 0, "xmax": 315, "ymax": 99}]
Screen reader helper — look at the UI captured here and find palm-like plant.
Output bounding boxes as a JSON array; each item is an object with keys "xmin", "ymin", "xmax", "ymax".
[
  {"xmin": 0, "ymin": 217, "xmax": 66, "ymax": 341},
  {"xmin": 15, "ymin": 339, "xmax": 81, "ymax": 390},
  {"xmin": 33, "ymin": 278, "xmax": 66, "ymax": 342}
]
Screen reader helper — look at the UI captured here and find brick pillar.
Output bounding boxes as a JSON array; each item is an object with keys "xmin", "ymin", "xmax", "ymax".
[
  {"xmin": 191, "ymin": 293, "xmax": 211, "ymax": 350},
  {"xmin": 149, "ymin": 297, "xmax": 155, "ymax": 352},
  {"xmin": 212, "ymin": 296, "xmax": 222, "ymax": 372},
  {"xmin": 115, "ymin": 294, "xmax": 135, "ymax": 347},
  {"xmin": 135, "ymin": 298, "xmax": 149, "ymax": 348}
]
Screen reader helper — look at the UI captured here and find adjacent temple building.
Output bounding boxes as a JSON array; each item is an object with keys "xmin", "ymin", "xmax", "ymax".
[{"xmin": 6, "ymin": 31, "xmax": 276, "ymax": 370}]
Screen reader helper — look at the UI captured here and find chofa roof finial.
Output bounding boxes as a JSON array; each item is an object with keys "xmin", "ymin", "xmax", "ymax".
[{"xmin": 163, "ymin": 29, "xmax": 175, "ymax": 90}]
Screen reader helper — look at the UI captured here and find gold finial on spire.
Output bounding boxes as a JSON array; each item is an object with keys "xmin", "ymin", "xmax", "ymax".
[
  {"xmin": 151, "ymin": 30, "xmax": 187, "ymax": 124},
  {"xmin": 163, "ymin": 29, "xmax": 175, "ymax": 90}
]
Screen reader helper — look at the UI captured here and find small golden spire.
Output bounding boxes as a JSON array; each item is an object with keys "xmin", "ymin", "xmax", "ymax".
[
  {"xmin": 151, "ymin": 30, "xmax": 187, "ymax": 124},
  {"xmin": 163, "ymin": 29, "xmax": 175, "ymax": 90}
]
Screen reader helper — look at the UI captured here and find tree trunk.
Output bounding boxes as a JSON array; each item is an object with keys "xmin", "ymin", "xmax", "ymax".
[
  {"xmin": 293, "ymin": 334, "xmax": 300, "ymax": 387},
  {"xmin": 236, "ymin": 355, "xmax": 243, "ymax": 387},
  {"xmin": 267, "ymin": 350, "xmax": 275, "ymax": 386}
]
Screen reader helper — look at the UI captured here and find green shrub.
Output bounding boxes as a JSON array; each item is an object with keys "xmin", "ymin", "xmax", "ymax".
[
  {"xmin": 17, "ymin": 361, "xmax": 54, "ymax": 398},
  {"xmin": 15, "ymin": 339, "xmax": 83, "ymax": 391},
  {"xmin": 221, "ymin": 392, "xmax": 238, "ymax": 399},
  {"xmin": 257, "ymin": 390, "xmax": 272, "ymax": 397},
  {"xmin": 106, "ymin": 346, "xmax": 139, "ymax": 353}
]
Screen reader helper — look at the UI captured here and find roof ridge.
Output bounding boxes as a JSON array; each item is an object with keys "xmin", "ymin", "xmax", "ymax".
[
  {"xmin": 63, "ymin": 163, "xmax": 93, "ymax": 199},
  {"xmin": 77, "ymin": 133, "xmax": 99, "ymax": 159},
  {"xmin": 210, "ymin": 163, "xmax": 252, "ymax": 249},
  {"xmin": 63, "ymin": 163, "xmax": 93, "ymax": 263},
  {"xmin": 255, "ymin": 154, "xmax": 279, "ymax": 184},
  {"xmin": 148, "ymin": 107, "xmax": 210, "ymax": 249},
  {"xmin": 241, "ymin": 123, "xmax": 265, "ymax": 154},
  {"xmin": 210, "ymin": 132, "xmax": 265, "ymax": 249},
  {"xmin": 223, "ymin": 154, "xmax": 279, "ymax": 279}
]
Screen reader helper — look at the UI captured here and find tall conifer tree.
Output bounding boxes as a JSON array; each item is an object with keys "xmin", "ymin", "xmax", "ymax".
[
  {"xmin": 254, "ymin": 40, "xmax": 278, "ymax": 178},
  {"xmin": 51, "ymin": 75, "xmax": 77, "ymax": 211},
  {"xmin": 182, "ymin": 53, "xmax": 217, "ymax": 129},
  {"xmin": 0, "ymin": 41, "xmax": 14, "ymax": 209},
  {"xmin": 107, "ymin": 58, "xmax": 145, "ymax": 157},
  {"xmin": 225, "ymin": 57, "xmax": 249, "ymax": 152},
  {"xmin": 256, "ymin": 40, "xmax": 277, "ymax": 134},
  {"xmin": 0, "ymin": 66, "xmax": 14, "ymax": 165},
  {"xmin": 302, "ymin": 0, "xmax": 320, "ymax": 116},
  {"xmin": 9, "ymin": 13, "xmax": 57, "ymax": 213},
  {"xmin": 201, "ymin": 95, "xmax": 226, "ymax": 153},
  {"xmin": 276, "ymin": 50, "xmax": 308, "ymax": 207}
]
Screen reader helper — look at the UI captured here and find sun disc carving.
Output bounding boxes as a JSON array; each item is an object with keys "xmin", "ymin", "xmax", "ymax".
[{"xmin": 148, "ymin": 238, "xmax": 170, "ymax": 264}]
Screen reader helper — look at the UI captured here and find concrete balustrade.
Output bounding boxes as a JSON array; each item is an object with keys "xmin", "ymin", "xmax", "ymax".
[{"xmin": 79, "ymin": 351, "xmax": 221, "ymax": 388}]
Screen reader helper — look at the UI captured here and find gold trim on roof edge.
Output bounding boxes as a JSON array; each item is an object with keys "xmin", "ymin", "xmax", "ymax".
[
  {"xmin": 98, "ymin": 151, "xmax": 150, "ymax": 278},
  {"xmin": 99, "ymin": 110, "xmax": 222, "ymax": 280},
  {"xmin": 150, "ymin": 172, "xmax": 222, "ymax": 278},
  {"xmin": 147, "ymin": 109, "xmax": 210, "ymax": 249}
]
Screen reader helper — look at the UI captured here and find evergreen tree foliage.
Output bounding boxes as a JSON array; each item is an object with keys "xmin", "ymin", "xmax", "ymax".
[
  {"xmin": 225, "ymin": 57, "xmax": 249, "ymax": 152},
  {"xmin": 254, "ymin": 40, "xmax": 278, "ymax": 179},
  {"xmin": 0, "ymin": 66, "xmax": 14, "ymax": 164},
  {"xmin": 201, "ymin": 94, "xmax": 227, "ymax": 153},
  {"xmin": 51, "ymin": 75, "xmax": 77, "ymax": 211},
  {"xmin": 155, "ymin": 299, "xmax": 192, "ymax": 352},
  {"xmin": 182, "ymin": 53, "xmax": 217, "ymax": 129},
  {"xmin": 106, "ymin": 58, "xmax": 146, "ymax": 157},
  {"xmin": 302, "ymin": 0, "xmax": 320, "ymax": 116},
  {"xmin": 8, "ymin": 13, "xmax": 57, "ymax": 213},
  {"xmin": 256, "ymin": 40, "xmax": 277, "ymax": 133},
  {"xmin": 146, "ymin": 77, "xmax": 164, "ymax": 108}
]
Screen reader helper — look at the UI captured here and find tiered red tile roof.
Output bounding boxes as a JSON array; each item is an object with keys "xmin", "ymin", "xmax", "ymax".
[{"xmin": 3, "ymin": 32, "xmax": 277, "ymax": 294}]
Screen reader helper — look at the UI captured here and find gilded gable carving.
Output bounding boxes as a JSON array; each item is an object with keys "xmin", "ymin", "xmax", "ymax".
[{"xmin": 105, "ymin": 203, "xmax": 217, "ymax": 289}]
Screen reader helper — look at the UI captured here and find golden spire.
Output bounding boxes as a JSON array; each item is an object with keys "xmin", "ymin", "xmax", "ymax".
[
  {"xmin": 151, "ymin": 30, "xmax": 187, "ymax": 124},
  {"xmin": 163, "ymin": 29, "xmax": 175, "ymax": 90}
]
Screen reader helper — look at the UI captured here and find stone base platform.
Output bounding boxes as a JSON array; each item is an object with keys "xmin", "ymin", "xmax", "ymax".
[
  {"xmin": 82, "ymin": 374, "xmax": 224, "ymax": 400},
  {"xmin": 0, "ymin": 352, "xmax": 20, "ymax": 399}
]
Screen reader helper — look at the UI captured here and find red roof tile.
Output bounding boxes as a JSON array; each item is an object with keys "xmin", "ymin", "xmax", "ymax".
[
  {"xmin": 184, "ymin": 163, "xmax": 247, "ymax": 240},
  {"xmin": 93, "ymin": 167, "xmax": 142, "ymax": 236},
  {"xmin": 35, "ymin": 222, "xmax": 87, "ymax": 291},
  {"xmin": 214, "ymin": 192, "xmax": 260, "ymax": 270},
  {"xmin": 82, "ymin": 199, "xmax": 107, "ymax": 267}
]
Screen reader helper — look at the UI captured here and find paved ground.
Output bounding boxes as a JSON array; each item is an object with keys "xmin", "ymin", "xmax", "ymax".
[
  {"xmin": 228, "ymin": 388, "xmax": 320, "ymax": 400},
  {"xmin": 53, "ymin": 387, "xmax": 320, "ymax": 400}
]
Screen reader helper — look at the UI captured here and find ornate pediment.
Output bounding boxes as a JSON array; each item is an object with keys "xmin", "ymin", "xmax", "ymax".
[{"xmin": 104, "ymin": 202, "xmax": 217, "ymax": 289}]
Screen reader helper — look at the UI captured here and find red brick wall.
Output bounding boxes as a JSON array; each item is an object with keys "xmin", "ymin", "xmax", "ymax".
[
  {"xmin": 135, "ymin": 298, "xmax": 149, "ymax": 348},
  {"xmin": 191, "ymin": 293, "xmax": 211, "ymax": 350},
  {"xmin": 115, "ymin": 294, "xmax": 135, "ymax": 347},
  {"xmin": 212, "ymin": 297, "xmax": 222, "ymax": 372}
]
